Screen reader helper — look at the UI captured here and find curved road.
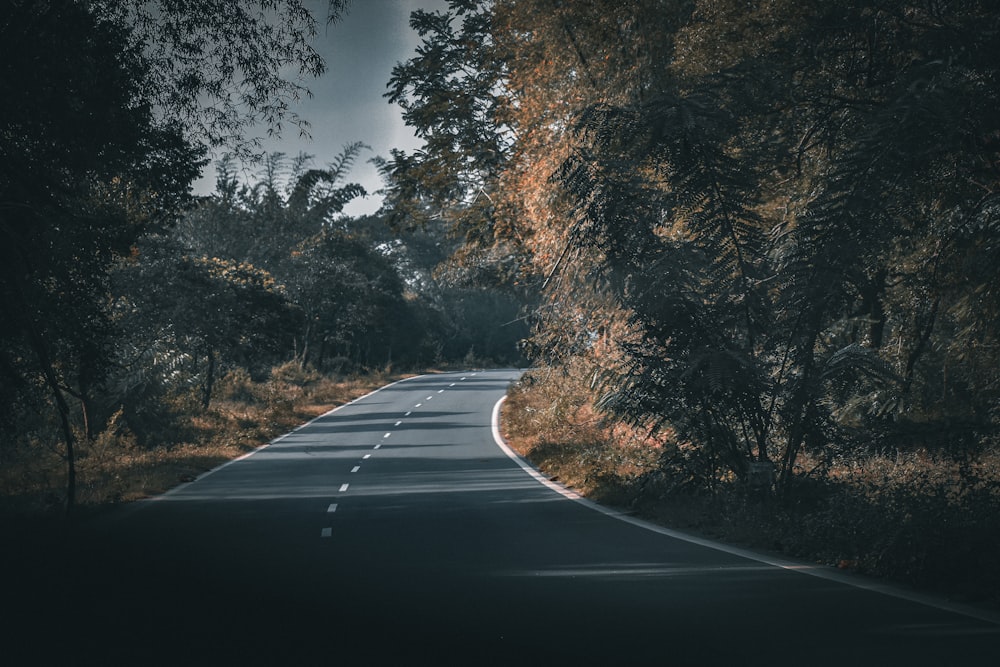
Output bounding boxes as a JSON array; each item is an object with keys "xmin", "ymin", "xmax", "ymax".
[{"xmin": 9, "ymin": 370, "xmax": 999, "ymax": 665}]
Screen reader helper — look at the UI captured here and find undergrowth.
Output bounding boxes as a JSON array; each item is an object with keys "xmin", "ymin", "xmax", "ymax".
[
  {"xmin": 501, "ymin": 365, "xmax": 1000, "ymax": 608},
  {"xmin": 0, "ymin": 362, "xmax": 406, "ymax": 519}
]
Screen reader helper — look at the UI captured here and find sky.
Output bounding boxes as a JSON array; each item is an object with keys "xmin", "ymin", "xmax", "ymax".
[{"xmin": 193, "ymin": 0, "xmax": 447, "ymax": 216}]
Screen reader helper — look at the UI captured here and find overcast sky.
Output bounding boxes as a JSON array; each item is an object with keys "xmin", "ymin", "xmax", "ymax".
[{"xmin": 194, "ymin": 0, "xmax": 447, "ymax": 216}]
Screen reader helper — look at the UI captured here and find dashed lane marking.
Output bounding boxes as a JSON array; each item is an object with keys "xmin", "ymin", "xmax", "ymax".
[
  {"xmin": 374, "ymin": 444, "xmax": 381, "ymax": 450},
  {"xmin": 363, "ymin": 454, "xmax": 371, "ymax": 460},
  {"xmin": 321, "ymin": 528, "xmax": 332, "ymax": 538},
  {"xmin": 327, "ymin": 503, "xmax": 338, "ymax": 513},
  {"xmin": 339, "ymin": 483, "xmax": 350, "ymax": 492},
  {"xmin": 351, "ymin": 466, "xmax": 361, "ymax": 473}
]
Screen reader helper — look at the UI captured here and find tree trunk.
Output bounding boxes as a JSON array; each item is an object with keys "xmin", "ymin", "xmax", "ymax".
[
  {"xmin": 202, "ymin": 348, "xmax": 216, "ymax": 409},
  {"xmin": 21, "ymin": 316, "xmax": 78, "ymax": 516}
]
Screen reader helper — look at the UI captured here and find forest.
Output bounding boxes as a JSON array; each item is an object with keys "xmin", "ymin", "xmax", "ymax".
[{"xmin": 3, "ymin": 0, "xmax": 1000, "ymax": 601}]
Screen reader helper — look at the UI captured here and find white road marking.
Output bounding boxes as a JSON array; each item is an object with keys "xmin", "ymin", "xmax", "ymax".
[
  {"xmin": 321, "ymin": 528, "xmax": 332, "ymax": 538},
  {"xmin": 405, "ymin": 411, "xmax": 412, "ymax": 416},
  {"xmin": 351, "ymin": 465, "xmax": 360, "ymax": 473},
  {"xmin": 395, "ymin": 420, "xmax": 402, "ymax": 426},
  {"xmin": 363, "ymin": 454, "xmax": 371, "ymax": 460},
  {"xmin": 374, "ymin": 444, "xmax": 381, "ymax": 450},
  {"xmin": 461, "ymin": 377, "xmax": 466, "ymax": 380},
  {"xmin": 327, "ymin": 503, "xmax": 338, "ymax": 513},
  {"xmin": 415, "ymin": 403, "xmax": 422, "ymax": 407},
  {"xmin": 147, "ymin": 375, "xmax": 424, "ymax": 503},
  {"xmin": 450, "ymin": 383, "xmax": 456, "ymax": 387},
  {"xmin": 489, "ymin": 395, "xmax": 1000, "ymax": 627},
  {"xmin": 426, "ymin": 396, "xmax": 433, "ymax": 400},
  {"xmin": 438, "ymin": 389, "xmax": 445, "ymax": 394},
  {"xmin": 339, "ymin": 483, "xmax": 350, "ymax": 492},
  {"xmin": 383, "ymin": 432, "xmax": 391, "ymax": 438}
]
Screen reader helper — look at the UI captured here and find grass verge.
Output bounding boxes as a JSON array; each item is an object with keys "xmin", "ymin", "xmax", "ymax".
[{"xmin": 1, "ymin": 363, "xmax": 412, "ymax": 523}]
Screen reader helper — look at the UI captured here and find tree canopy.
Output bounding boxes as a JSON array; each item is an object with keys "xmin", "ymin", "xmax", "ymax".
[
  {"xmin": 0, "ymin": 0, "xmax": 351, "ymax": 512},
  {"xmin": 384, "ymin": 0, "xmax": 1000, "ymax": 490}
]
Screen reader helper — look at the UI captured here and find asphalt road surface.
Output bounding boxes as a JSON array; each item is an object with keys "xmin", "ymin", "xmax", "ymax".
[{"xmin": 6, "ymin": 370, "xmax": 999, "ymax": 665}]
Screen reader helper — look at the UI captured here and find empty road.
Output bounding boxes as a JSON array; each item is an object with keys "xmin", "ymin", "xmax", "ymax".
[{"xmin": 7, "ymin": 370, "xmax": 999, "ymax": 665}]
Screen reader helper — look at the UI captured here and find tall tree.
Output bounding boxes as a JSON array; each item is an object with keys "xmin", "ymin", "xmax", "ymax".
[
  {"xmin": 405, "ymin": 0, "xmax": 1000, "ymax": 491},
  {"xmin": 0, "ymin": 0, "xmax": 203, "ymax": 513},
  {"xmin": 1, "ymin": 0, "xmax": 352, "ymax": 513}
]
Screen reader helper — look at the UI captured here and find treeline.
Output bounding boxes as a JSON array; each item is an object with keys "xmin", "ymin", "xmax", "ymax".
[
  {"xmin": 1, "ymin": 1, "xmax": 525, "ymax": 514},
  {"xmin": 5, "ymin": 0, "xmax": 1000, "ymax": 521},
  {"xmin": 128, "ymin": 148, "xmax": 525, "ymax": 406},
  {"xmin": 384, "ymin": 0, "xmax": 1000, "ymax": 493}
]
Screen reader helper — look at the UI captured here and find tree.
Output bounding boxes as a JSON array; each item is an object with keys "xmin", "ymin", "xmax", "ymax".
[
  {"xmin": 93, "ymin": 0, "xmax": 352, "ymax": 157},
  {"xmin": 384, "ymin": 0, "xmax": 515, "ymax": 255},
  {"xmin": 0, "ymin": 0, "xmax": 203, "ymax": 513},
  {"xmin": 388, "ymin": 0, "xmax": 1000, "ymax": 493},
  {"xmin": 528, "ymin": 0, "xmax": 1000, "ymax": 489},
  {"xmin": 288, "ymin": 230, "xmax": 409, "ymax": 370},
  {"xmin": 175, "ymin": 146, "xmax": 368, "ymax": 272},
  {"xmin": 1, "ymin": 0, "xmax": 352, "ymax": 513}
]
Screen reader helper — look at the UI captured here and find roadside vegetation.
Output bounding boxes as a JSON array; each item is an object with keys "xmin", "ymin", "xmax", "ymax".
[
  {"xmin": 0, "ymin": 365, "xmax": 408, "ymax": 519},
  {"xmin": 1, "ymin": 1, "xmax": 527, "ymax": 521},
  {"xmin": 4, "ymin": 0, "xmax": 1000, "ymax": 611},
  {"xmin": 386, "ymin": 0, "xmax": 1000, "ymax": 608},
  {"xmin": 502, "ymin": 365, "xmax": 1000, "ymax": 608}
]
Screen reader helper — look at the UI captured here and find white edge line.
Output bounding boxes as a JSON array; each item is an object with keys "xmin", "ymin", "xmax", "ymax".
[
  {"xmin": 490, "ymin": 395, "xmax": 1000, "ymax": 627},
  {"xmin": 138, "ymin": 375, "xmax": 423, "ymax": 505}
]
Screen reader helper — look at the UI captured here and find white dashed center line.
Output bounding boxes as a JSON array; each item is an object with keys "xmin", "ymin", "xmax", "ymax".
[
  {"xmin": 383, "ymin": 432, "xmax": 391, "ymax": 438},
  {"xmin": 405, "ymin": 411, "xmax": 412, "ymax": 416},
  {"xmin": 415, "ymin": 403, "xmax": 422, "ymax": 408},
  {"xmin": 374, "ymin": 444, "xmax": 381, "ymax": 450},
  {"xmin": 450, "ymin": 383, "xmax": 456, "ymax": 387},
  {"xmin": 351, "ymin": 465, "xmax": 360, "ymax": 473},
  {"xmin": 438, "ymin": 389, "xmax": 445, "ymax": 394},
  {"xmin": 327, "ymin": 503, "xmax": 338, "ymax": 513},
  {"xmin": 321, "ymin": 528, "xmax": 332, "ymax": 538},
  {"xmin": 363, "ymin": 454, "xmax": 371, "ymax": 460},
  {"xmin": 339, "ymin": 483, "xmax": 350, "ymax": 492},
  {"xmin": 426, "ymin": 396, "xmax": 433, "ymax": 400},
  {"xmin": 395, "ymin": 420, "xmax": 402, "ymax": 426}
]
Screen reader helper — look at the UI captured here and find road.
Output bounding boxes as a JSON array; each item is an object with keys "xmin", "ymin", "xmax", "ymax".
[{"xmin": 7, "ymin": 370, "xmax": 999, "ymax": 665}]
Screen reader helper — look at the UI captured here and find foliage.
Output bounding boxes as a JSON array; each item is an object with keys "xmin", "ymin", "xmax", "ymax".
[
  {"xmin": 504, "ymin": 366, "xmax": 1000, "ymax": 604},
  {"xmin": 0, "ymin": 0, "xmax": 349, "ymax": 512},
  {"xmin": 470, "ymin": 0, "xmax": 1000, "ymax": 493},
  {"xmin": 92, "ymin": 0, "xmax": 351, "ymax": 157},
  {"xmin": 384, "ymin": 0, "xmax": 511, "ymax": 243},
  {"xmin": 0, "ymin": 0, "xmax": 205, "ymax": 512},
  {"xmin": 0, "ymin": 364, "xmax": 407, "ymax": 515}
]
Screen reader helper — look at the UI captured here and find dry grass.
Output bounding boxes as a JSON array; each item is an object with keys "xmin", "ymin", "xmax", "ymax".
[
  {"xmin": 501, "ymin": 365, "xmax": 1000, "ymax": 608},
  {"xmin": 501, "ymin": 363, "xmax": 663, "ymax": 503},
  {"xmin": 0, "ymin": 364, "xmax": 410, "ymax": 517}
]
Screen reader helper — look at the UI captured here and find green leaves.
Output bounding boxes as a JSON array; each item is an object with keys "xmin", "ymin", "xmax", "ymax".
[{"xmin": 93, "ymin": 0, "xmax": 350, "ymax": 156}]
